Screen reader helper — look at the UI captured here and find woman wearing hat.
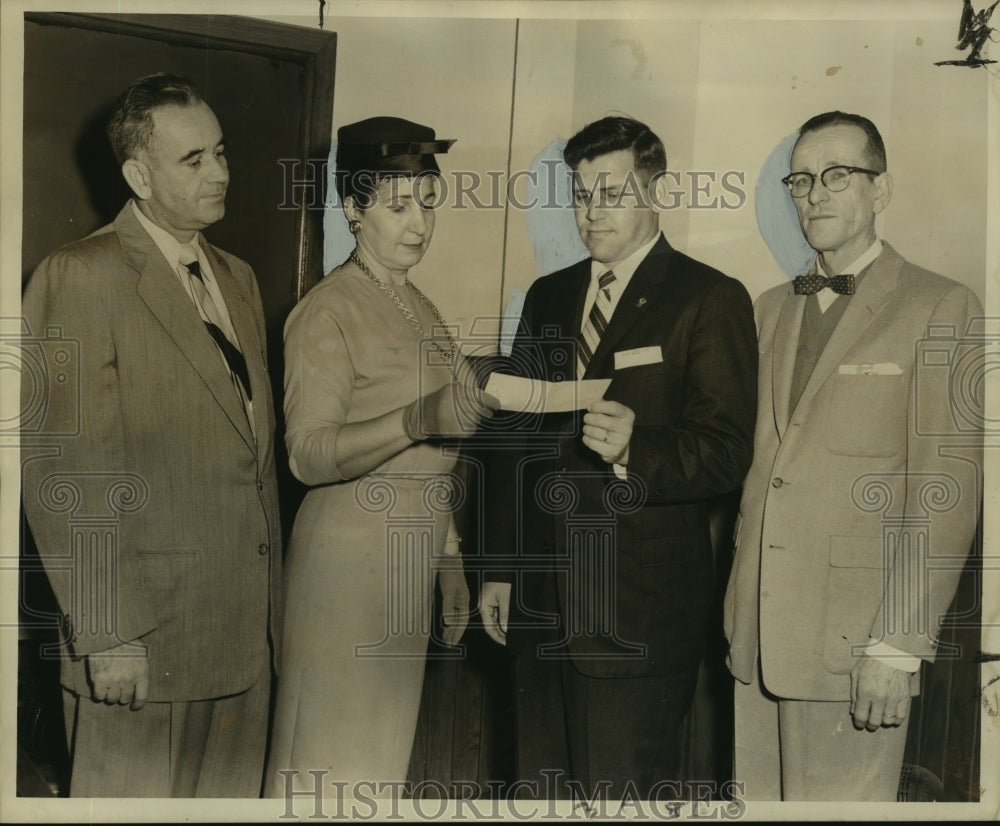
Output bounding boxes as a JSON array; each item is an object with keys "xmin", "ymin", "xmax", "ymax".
[{"xmin": 264, "ymin": 117, "xmax": 493, "ymax": 795}]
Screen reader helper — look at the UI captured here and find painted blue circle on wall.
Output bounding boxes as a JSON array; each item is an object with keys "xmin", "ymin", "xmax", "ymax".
[
  {"xmin": 524, "ymin": 138, "xmax": 590, "ymax": 275},
  {"xmin": 322, "ymin": 141, "xmax": 356, "ymax": 275},
  {"xmin": 755, "ymin": 133, "xmax": 816, "ymax": 279}
]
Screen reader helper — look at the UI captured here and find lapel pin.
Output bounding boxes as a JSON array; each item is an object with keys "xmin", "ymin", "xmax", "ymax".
[{"xmin": 636, "ymin": 297, "xmax": 648, "ymax": 308}]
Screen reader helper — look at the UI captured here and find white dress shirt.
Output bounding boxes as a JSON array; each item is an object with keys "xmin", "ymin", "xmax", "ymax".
[
  {"xmin": 814, "ymin": 238, "xmax": 883, "ymax": 313},
  {"xmin": 581, "ymin": 233, "xmax": 660, "ymax": 480},
  {"xmin": 580, "ymin": 233, "xmax": 660, "ymax": 329},
  {"xmin": 131, "ymin": 201, "xmax": 255, "ymax": 436}
]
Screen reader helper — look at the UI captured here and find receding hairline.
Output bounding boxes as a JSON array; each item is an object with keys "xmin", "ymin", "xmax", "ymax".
[
  {"xmin": 794, "ymin": 116, "xmax": 886, "ymax": 172},
  {"xmin": 138, "ymin": 100, "xmax": 221, "ymax": 161},
  {"xmin": 791, "ymin": 121, "xmax": 881, "ymax": 169}
]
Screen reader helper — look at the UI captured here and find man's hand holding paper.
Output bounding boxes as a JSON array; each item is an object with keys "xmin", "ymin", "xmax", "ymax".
[
  {"xmin": 581, "ymin": 399, "xmax": 634, "ymax": 465},
  {"xmin": 482, "ymin": 372, "xmax": 632, "ymax": 467}
]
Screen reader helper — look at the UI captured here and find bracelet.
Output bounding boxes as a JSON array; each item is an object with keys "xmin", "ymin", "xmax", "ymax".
[{"xmin": 445, "ymin": 537, "xmax": 462, "ymax": 544}]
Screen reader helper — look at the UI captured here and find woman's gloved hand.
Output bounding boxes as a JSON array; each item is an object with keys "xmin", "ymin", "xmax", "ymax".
[{"xmin": 403, "ymin": 365, "xmax": 498, "ymax": 440}]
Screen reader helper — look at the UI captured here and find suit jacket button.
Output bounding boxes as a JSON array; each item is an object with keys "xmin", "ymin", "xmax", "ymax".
[
  {"xmin": 257, "ymin": 543, "xmax": 269, "ymax": 555},
  {"xmin": 772, "ymin": 477, "xmax": 784, "ymax": 488},
  {"xmin": 257, "ymin": 480, "xmax": 264, "ymax": 491}
]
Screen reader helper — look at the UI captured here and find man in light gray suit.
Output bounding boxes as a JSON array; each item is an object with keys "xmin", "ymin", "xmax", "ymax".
[
  {"xmin": 724, "ymin": 111, "xmax": 983, "ymax": 801},
  {"xmin": 21, "ymin": 73, "xmax": 281, "ymax": 797}
]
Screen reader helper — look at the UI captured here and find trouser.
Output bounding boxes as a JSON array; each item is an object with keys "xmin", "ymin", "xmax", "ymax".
[
  {"xmin": 512, "ymin": 634, "xmax": 698, "ymax": 800},
  {"xmin": 733, "ymin": 666, "xmax": 908, "ymax": 802},
  {"xmin": 62, "ymin": 671, "xmax": 270, "ymax": 798}
]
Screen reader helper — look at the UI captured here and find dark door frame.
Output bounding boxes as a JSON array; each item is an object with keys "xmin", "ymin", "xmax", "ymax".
[{"xmin": 25, "ymin": 11, "xmax": 336, "ymax": 298}]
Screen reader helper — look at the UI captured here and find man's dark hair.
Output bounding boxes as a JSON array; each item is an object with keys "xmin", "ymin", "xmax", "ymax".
[
  {"xmin": 797, "ymin": 111, "xmax": 887, "ymax": 172},
  {"xmin": 106, "ymin": 72, "xmax": 202, "ymax": 165},
  {"xmin": 563, "ymin": 116, "xmax": 666, "ymax": 184}
]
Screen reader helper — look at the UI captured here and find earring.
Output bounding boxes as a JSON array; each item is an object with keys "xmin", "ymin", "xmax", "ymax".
[{"xmin": 348, "ymin": 219, "xmax": 362, "ymax": 235}]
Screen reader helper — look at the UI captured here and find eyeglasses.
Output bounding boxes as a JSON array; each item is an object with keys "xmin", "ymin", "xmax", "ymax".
[{"xmin": 781, "ymin": 165, "xmax": 882, "ymax": 198}]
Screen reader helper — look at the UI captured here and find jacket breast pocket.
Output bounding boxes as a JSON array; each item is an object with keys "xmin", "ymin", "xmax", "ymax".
[
  {"xmin": 613, "ymin": 361, "xmax": 667, "ymax": 383},
  {"xmin": 824, "ymin": 372, "xmax": 908, "ymax": 458}
]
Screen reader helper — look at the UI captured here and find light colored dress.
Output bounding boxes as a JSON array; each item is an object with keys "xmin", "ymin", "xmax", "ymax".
[{"xmin": 264, "ymin": 264, "xmax": 459, "ymax": 796}]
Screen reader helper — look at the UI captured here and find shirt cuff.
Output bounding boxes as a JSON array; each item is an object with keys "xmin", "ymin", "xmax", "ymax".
[
  {"xmin": 612, "ymin": 463, "xmax": 627, "ymax": 480},
  {"xmin": 866, "ymin": 638, "xmax": 921, "ymax": 672}
]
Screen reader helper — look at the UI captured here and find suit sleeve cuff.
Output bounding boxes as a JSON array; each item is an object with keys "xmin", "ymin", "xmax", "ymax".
[{"xmin": 866, "ymin": 638, "xmax": 922, "ymax": 672}]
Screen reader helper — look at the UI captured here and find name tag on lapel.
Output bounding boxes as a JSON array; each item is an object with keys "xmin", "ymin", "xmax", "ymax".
[
  {"xmin": 614, "ymin": 346, "xmax": 663, "ymax": 371},
  {"xmin": 838, "ymin": 362, "xmax": 903, "ymax": 376}
]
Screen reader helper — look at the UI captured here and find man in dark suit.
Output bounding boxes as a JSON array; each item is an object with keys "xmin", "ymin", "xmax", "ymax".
[
  {"xmin": 478, "ymin": 116, "xmax": 757, "ymax": 799},
  {"xmin": 21, "ymin": 73, "xmax": 281, "ymax": 797},
  {"xmin": 724, "ymin": 111, "xmax": 983, "ymax": 800}
]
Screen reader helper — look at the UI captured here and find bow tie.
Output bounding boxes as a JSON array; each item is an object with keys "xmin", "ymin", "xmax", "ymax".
[{"xmin": 793, "ymin": 273, "xmax": 856, "ymax": 296}]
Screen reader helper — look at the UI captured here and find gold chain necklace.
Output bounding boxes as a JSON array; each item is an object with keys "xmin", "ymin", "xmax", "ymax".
[{"xmin": 349, "ymin": 249, "xmax": 458, "ymax": 366}]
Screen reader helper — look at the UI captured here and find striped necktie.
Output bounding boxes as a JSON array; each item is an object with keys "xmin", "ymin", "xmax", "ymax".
[
  {"xmin": 577, "ymin": 270, "xmax": 616, "ymax": 376},
  {"xmin": 179, "ymin": 246, "xmax": 253, "ymax": 403}
]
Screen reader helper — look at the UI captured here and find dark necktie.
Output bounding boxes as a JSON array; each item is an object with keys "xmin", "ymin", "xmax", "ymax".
[
  {"xmin": 793, "ymin": 273, "xmax": 856, "ymax": 296},
  {"xmin": 181, "ymin": 256, "xmax": 253, "ymax": 402},
  {"xmin": 578, "ymin": 270, "xmax": 616, "ymax": 375}
]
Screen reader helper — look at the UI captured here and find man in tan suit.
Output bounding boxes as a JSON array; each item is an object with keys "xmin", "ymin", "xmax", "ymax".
[
  {"xmin": 21, "ymin": 73, "xmax": 281, "ymax": 797},
  {"xmin": 724, "ymin": 111, "xmax": 983, "ymax": 801}
]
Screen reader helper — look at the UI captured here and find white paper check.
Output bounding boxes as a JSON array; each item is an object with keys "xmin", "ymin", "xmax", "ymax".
[{"xmin": 484, "ymin": 373, "xmax": 611, "ymax": 414}]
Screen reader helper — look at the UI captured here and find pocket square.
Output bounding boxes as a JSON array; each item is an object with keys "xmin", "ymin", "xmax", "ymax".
[
  {"xmin": 614, "ymin": 346, "xmax": 663, "ymax": 370},
  {"xmin": 838, "ymin": 362, "xmax": 903, "ymax": 376}
]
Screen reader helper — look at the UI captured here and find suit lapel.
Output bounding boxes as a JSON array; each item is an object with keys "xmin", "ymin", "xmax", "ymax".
[
  {"xmin": 771, "ymin": 290, "xmax": 804, "ymax": 437},
  {"xmin": 584, "ymin": 235, "xmax": 672, "ymax": 378},
  {"xmin": 789, "ymin": 244, "xmax": 902, "ymax": 423},
  {"xmin": 556, "ymin": 261, "xmax": 590, "ymax": 380},
  {"xmin": 202, "ymin": 241, "xmax": 270, "ymax": 456},
  {"xmin": 115, "ymin": 205, "xmax": 257, "ymax": 452}
]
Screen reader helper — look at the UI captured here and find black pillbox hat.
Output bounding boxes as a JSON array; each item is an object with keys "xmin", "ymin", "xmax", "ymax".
[{"xmin": 335, "ymin": 116, "xmax": 455, "ymax": 201}]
